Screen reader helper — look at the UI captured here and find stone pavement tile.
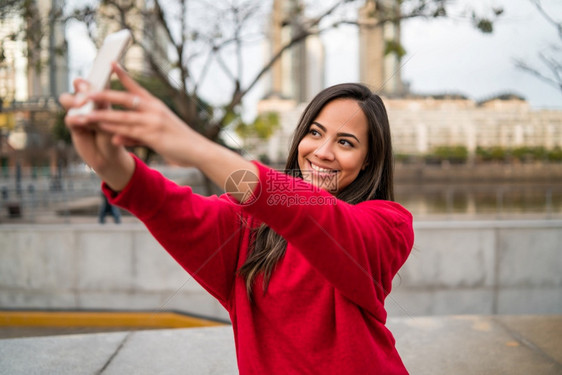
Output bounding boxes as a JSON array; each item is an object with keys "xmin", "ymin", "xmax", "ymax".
[
  {"xmin": 0, "ymin": 331, "xmax": 129, "ymax": 375},
  {"xmin": 494, "ymin": 315, "xmax": 562, "ymax": 364},
  {"xmin": 102, "ymin": 327, "xmax": 237, "ymax": 375},
  {"xmin": 388, "ymin": 315, "xmax": 562, "ymax": 375},
  {"xmin": 0, "ymin": 326, "xmax": 142, "ymax": 339}
]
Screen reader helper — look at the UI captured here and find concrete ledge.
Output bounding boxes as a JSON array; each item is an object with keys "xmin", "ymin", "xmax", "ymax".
[
  {"xmin": 1, "ymin": 221, "xmax": 561, "ymax": 319},
  {"xmin": 0, "ymin": 315, "xmax": 560, "ymax": 375}
]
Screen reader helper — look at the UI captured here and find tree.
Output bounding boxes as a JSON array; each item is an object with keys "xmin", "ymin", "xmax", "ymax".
[
  {"xmin": 234, "ymin": 111, "xmax": 280, "ymax": 160},
  {"xmin": 514, "ymin": 0, "xmax": 562, "ymax": 94}
]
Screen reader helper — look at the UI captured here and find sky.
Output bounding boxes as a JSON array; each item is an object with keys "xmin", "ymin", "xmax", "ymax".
[{"xmin": 67, "ymin": 0, "xmax": 562, "ymax": 115}]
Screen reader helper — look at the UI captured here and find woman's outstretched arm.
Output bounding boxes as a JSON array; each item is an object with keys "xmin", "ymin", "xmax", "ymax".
[{"xmin": 75, "ymin": 63, "xmax": 258, "ymax": 198}]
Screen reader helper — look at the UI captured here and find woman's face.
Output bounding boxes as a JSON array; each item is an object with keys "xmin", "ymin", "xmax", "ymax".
[{"xmin": 297, "ymin": 99, "xmax": 369, "ymax": 193}]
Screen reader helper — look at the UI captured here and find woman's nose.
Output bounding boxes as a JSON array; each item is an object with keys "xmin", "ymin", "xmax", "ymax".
[{"xmin": 313, "ymin": 140, "xmax": 335, "ymax": 160}]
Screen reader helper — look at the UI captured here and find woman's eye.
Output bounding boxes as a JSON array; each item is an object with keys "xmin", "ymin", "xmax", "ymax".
[
  {"xmin": 309, "ymin": 129, "xmax": 320, "ymax": 136},
  {"xmin": 339, "ymin": 139, "xmax": 354, "ymax": 148}
]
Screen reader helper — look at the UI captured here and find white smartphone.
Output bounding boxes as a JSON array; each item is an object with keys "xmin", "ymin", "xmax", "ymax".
[{"xmin": 68, "ymin": 29, "xmax": 132, "ymax": 116}]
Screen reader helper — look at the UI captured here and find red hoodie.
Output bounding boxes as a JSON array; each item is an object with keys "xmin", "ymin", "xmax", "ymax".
[{"xmin": 105, "ymin": 156, "xmax": 414, "ymax": 374}]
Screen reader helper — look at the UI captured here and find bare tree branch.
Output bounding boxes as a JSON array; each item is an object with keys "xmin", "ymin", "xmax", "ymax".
[
  {"xmin": 515, "ymin": 0, "xmax": 562, "ymax": 94},
  {"xmin": 539, "ymin": 52, "xmax": 561, "ymax": 83},
  {"xmin": 193, "ymin": 49, "xmax": 215, "ymax": 93},
  {"xmin": 529, "ymin": 0, "xmax": 562, "ymax": 39},
  {"xmin": 214, "ymin": 48, "xmax": 237, "ymax": 82},
  {"xmin": 515, "ymin": 58, "xmax": 562, "ymax": 92},
  {"xmin": 154, "ymin": 0, "xmax": 189, "ymax": 93}
]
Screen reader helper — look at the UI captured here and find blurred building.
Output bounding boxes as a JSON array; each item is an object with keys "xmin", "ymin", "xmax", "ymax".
[
  {"xmin": 265, "ymin": 0, "xmax": 325, "ymax": 103},
  {"xmin": 0, "ymin": 0, "xmax": 68, "ymax": 170},
  {"xmin": 256, "ymin": 92, "xmax": 562, "ymax": 164},
  {"xmin": 359, "ymin": 0, "xmax": 404, "ymax": 96},
  {"xmin": 0, "ymin": 0, "xmax": 68, "ymax": 102},
  {"xmin": 0, "ymin": 17, "xmax": 27, "ymax": 103},
  {"xmin": 0, "ymin": 0, "xmax": 67, "ymax": 98},
  {"xmin": 387, "ymin": 93, "xmax": 562, "ymax": 157},
  {"xmin": 253, "ymin": 0, "xmax": 325, "ymax": 163}
]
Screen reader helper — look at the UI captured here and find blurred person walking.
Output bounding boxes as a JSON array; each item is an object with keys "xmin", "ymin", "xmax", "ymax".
[{"xmin": 98, "ymin": 192, "xmax": 121, "ymax": 224}]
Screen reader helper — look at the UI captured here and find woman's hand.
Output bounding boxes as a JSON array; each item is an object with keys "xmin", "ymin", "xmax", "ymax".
[
  {"xmin": 59, "ymin": 77, "xmax": 135, "ymax": 191},
  {"xmin": 83, "ymin": 63, "xmax": 197, "ymax": 167}
]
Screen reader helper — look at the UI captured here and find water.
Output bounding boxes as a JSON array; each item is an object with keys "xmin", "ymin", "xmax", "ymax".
[
  {"xmin": 396, "ymin": 182, "xmax": 562, "ymax": 219},
  {"xmin": 2, "ymin": 165, "xmax": 561, "ymax": 221}
]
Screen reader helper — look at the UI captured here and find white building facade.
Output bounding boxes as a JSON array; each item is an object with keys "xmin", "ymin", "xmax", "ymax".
[{"xmin": 387, "ymin": 96, "xmax": 562, "ymax": 156}]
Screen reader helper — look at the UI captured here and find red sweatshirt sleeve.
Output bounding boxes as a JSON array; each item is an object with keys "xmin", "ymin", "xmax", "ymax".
[
  {"xmin": 240, "ymin": 162, "xmax": 414, "ymax": 320},
  {"xmin": 102, "ymin": 155, "xmax": 244, "ymax": 309}
]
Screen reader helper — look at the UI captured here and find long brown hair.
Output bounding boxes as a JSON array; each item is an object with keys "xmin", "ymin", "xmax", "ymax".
[{"xmin": 238, "ymin": 83, "xmax": 394, "ymax": 299}]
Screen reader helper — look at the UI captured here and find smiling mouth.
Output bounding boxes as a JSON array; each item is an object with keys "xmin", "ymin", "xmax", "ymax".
[{"xmin": 308, "ymin": 160, "xmax": 338, "ymax": 174}]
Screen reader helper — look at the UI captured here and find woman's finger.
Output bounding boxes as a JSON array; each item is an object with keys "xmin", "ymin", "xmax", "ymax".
[
  {"xmin": 65, "ymin": 114, "xmax": 93, "ymax": 129},
  {"xmin": 112, "ymin": 134, "xmax": 142, "ymax": 147},
  {"xmin": 111, "ymin": 62, "xmax": 151, "ymax": 98},
  {"xmin": 59, "ymin": 93, "xmax": 76, "ymax": 110},
  {"xmin": 59, "ymin": 79, "xmax": 91, "ymax": 110},
  {"xmin": 88, "ymin": 90, "xmax": 148, "ymax": 112},
  {"xmin": 87, "ymin": 108, "xmax": 146, "ymax": 124},
  {"xmin": 97, "ymin": 121, "xmax": 143, "ymax": 141},
  {"xmin": 73, "ymin": 78, "xmax": 90, "ymax": 93},
  {"xmin": 86, "ymin": 111, "xmax": 151, "ymax": 141}
]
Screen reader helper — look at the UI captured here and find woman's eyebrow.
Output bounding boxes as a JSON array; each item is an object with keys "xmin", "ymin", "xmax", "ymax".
[{"xmin": 311, "ymin": 121, "xmax": 361, "ymax": 143}]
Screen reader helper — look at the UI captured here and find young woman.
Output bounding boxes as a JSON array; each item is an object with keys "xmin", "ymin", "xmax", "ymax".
[{"xmin": 60, "ymin": 63, "xmax": 414, "ymax": 374}]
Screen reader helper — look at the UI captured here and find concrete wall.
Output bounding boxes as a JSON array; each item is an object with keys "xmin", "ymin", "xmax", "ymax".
[
  {"xmin": 0, "ymin": 224, "xmax": 230, "ymax": 321},
  {"xmin": 1, "ymin": 221, "xmax": 561, "ymax": 321},
  {"xmin": 388, "ymin": 220, "xmax": 562, "ymax": 317}
]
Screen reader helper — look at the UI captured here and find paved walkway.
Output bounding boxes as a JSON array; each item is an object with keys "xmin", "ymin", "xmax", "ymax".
[{"xmin": 1, "ymin": 315, "xmax": 561, "ymax": 374}]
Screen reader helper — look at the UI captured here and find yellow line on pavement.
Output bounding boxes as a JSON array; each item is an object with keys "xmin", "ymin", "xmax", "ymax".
[{"xmin": 0, "ymin": 311, "xmax": 224, "ymax": 328}]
